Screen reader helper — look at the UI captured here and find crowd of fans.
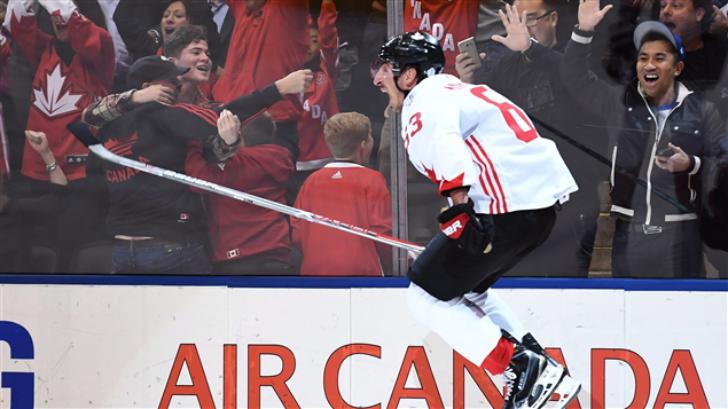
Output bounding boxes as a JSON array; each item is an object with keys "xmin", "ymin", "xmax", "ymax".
[{"xmin": 0, "ymin": 0, "xmax": 726, "ymax": 278}]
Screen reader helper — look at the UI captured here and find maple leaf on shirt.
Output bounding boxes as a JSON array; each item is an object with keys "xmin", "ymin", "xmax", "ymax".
[
  {"xmin": 32, "ymin": 64, "xmax": 83, "ymax": 118},
  {"xmin": 422, "ymin": 164, "xmax": 438, "ymax": 184}
]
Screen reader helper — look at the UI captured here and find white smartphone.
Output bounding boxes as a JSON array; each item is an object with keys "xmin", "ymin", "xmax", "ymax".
[{"xmin": 457, "ymin": 37, "xmax": 481, "ymax": 68}]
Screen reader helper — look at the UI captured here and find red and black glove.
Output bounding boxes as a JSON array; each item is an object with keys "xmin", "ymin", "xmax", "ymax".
[{"xmin": 437, "ymin": 201, "xmax": 493, "ymax": 255}]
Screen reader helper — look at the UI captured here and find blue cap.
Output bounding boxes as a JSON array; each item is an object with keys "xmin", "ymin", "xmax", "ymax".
[{"xmin": 634, "ymin": 21, "xmax": 686, "ymax": 61}]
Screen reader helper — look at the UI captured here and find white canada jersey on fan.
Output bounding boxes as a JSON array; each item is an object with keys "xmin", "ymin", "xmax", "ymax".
[{"xmin": 400, "ymin": 74, "xmax": 578, "ymax": 215}]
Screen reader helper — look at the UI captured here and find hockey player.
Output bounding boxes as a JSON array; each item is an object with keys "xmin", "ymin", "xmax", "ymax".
[{"xmin": 372, "ymin": 31, "xmax": 580, "ymax": 409}]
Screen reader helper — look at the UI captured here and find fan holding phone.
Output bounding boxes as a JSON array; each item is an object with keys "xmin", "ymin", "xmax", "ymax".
[{"xmin": 655, "ymin": 143, "xmax": 693, "ymax": 173}]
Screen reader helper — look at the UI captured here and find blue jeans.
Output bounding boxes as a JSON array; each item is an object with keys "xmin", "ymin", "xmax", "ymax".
[{"xmin": 112, "ymin": 239, "xmax": 212, "ymax": 274}]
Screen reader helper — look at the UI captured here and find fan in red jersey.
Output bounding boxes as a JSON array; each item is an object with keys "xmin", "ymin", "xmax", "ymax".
[
  {"xmin": 404, "ymin": 0, "xmax": 479, "ymax": 75},
  {"xmin": 292, "ymin": 112, "xmax": 392, "ymax": 276},
  {"xmin": 5, "ymin": 0, "xmax": 114, "ymax": 182},
  {"xmin": 186, "ymin": 112, "xmax": 296, "ymax": 275},
  {"xmin": 3, "ymin": 0, "xmax": 114, "ymax": 272},
  {"xmin": 212, "ymin": 0, "xmax": 309, "ymax": 122},
  {"xmin": 292, "ymin": 0, "xmax": 340, "ymax": 198}
]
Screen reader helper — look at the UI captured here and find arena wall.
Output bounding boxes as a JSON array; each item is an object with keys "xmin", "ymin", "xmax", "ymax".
[{"xmin": 0, "ymin": 277, "xmax": 726, "ymax": 408}]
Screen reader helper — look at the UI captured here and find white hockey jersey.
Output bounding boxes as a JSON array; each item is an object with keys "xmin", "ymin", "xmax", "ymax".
[{"xmin": 400, "ymin": 74, "xmax": 578, "ymax": 214}]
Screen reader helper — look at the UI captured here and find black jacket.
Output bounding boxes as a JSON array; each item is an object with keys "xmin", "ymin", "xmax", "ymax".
[
  {"xmin": 562, "ymin": 30, "xmax": 727, "ymax": 226},
  {"xmin": 97, "ymin": 85, "xmax": 282, "ymax": 241}
]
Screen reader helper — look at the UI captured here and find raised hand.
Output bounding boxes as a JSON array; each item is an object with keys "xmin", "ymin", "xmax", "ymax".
[
  {"xmin": 217, "ymin": 109, "xmax": 242, "ymax": 146},
  {"xmin": 491, "ymin": 3, "xmax": 532, "ymax": 52},
  {"xmin": 710, "ymin": 5, "xmax": 728, "ymax": 34},
  {"xmin": 25, "ymin": 130, "xmax": 51, "ymax": 156},
  {"xmin": 275, "ymin": 69, "xmax": 314, "ymax": 95},
  {"xmin": 578, "ymin": 0, "xmax": 613, "ymax": 32}
]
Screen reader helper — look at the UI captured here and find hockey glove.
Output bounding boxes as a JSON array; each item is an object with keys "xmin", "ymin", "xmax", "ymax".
[{"xmin": 437, "ymin": 201, "xmax": 493, "ymax": 255}]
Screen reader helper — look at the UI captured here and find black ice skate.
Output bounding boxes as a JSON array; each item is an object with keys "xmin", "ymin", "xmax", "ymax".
[
  {"xmin": 502, "ymin": 344, "xmax": 564, "ymax": 409},
  {"xmin": 521, "ymin": 333, "xmax": 581, "ymax": 409}
]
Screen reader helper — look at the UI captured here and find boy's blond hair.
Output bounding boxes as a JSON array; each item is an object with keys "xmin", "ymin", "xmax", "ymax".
[{"xmin": 324, "ymin": 112, "xmax": 371, "ymax": 158}]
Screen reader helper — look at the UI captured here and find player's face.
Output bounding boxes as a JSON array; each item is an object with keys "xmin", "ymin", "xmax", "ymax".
[
  {"xmin": 659, "ymin": 0, "xmax": 704, "ymax": 41},
  {"xmin": 161, "ymin": 1, "xmax": 189, "ymax": 45},
  {"xmin": 636, "ymin": 40, "xmax": 682, "ymax": 104},
  {"xmin": 174, "ymin": 40, "xmax": 211, "ymax": 84},
  {"xmin": 514, "ymin": 0, "xmax": 557, "ymax": 48},
  {"xmin": 372, "ymin": 62, "xmax": 403, "ymax": 98}
]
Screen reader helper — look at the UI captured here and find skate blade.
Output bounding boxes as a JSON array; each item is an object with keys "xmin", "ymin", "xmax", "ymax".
[
  {"xmin": 547, "ymin": 374, "xmax": 581, "ymax": 409},
  {"xmin": 528, "ymin": 362, "xmax": 565, "ymax": 409}
]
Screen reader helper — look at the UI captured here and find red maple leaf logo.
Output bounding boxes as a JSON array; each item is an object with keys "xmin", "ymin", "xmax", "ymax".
[{"xmin": 422, "ymin": 164, "xmax": 438, "ymax": 183}]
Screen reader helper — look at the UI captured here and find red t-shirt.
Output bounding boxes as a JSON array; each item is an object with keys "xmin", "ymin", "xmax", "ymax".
[
  {"xmin": 186, "ymin": 142, "xmax": 293, "ymax": 263},
  {"xmin": 212, "ymin": 0, "xmax": 309, "ymax": 121},
  {"xmin": 10, "ymin": 9, "xmax": 114, "ymax": 181},
  {"xmin": 404, "ymin": 0, "xmax": 479, "ymax": 74},
  {"xmin": 292, "ymin": 162, "xmax": 392, "ymax": 276},
  {"xmin": 297, "ymin": 1, "xmax": 339, "ymax": 170}
]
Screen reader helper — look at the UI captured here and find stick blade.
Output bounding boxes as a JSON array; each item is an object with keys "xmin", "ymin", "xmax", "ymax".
[{"xmin": 67, "ymin": 122, "xmax": 100, "ymax": 147}]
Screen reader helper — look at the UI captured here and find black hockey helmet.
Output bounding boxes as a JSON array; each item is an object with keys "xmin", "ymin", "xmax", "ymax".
[{"xmin": 377, "ymin": 31, "xmax": 445, "ymax": 83}]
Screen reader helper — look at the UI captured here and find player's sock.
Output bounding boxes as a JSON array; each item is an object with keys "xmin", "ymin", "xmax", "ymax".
[{"xmin": 480, "ymin": 336, "xmax": 514, "ymax": 375}]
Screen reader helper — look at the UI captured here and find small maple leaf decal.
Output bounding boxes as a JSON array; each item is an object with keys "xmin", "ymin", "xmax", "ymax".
[
  {"xmin": 33, "ymin": 64, "xmax": 83, "ymax": 118},
  {"xmin": 422, "ymin": 164, "xmax": 438, "ymax": 183}
]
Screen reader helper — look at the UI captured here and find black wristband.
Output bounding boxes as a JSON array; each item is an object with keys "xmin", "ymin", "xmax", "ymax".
[{"xmin": 573, "ymin": 24, "xmax": 595, "ymax": 38}]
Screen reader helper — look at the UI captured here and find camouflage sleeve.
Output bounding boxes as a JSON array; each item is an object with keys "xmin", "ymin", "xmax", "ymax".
[
  {"xmin": 202, "ymin": 132, "xmax": 243, "ymax": 163},
  {"xmin": 82, "ymin": 89, "xmax": 137, "ymax": 128}
]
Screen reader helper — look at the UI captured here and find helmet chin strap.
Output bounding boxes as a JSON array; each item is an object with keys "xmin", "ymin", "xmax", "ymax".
[
  {"xmin": 393, "ymin": 67, "xmax": 421, "ymax": 96},
  {"xmin": 393, "ymin": 74, "xmax": 411, "ymax": 96}
]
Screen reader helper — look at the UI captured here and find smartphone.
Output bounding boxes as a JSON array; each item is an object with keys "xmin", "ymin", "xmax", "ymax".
[
  {"xmin": 458, "ymin": 37, "xmax": 482, "ymax": 68},
  {"xmin": 657, "ymin": 146, "xmax": 675, "ymax": 157}
]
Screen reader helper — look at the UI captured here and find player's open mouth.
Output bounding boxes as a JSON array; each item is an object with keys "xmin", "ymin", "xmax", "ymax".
[
  {"xmin": 195, "ymin": 64, "xmax": 210, "ymax": 73},
  {"xmin": 164, "ymin": 27, "xmax": 176, "ymax": 35}
]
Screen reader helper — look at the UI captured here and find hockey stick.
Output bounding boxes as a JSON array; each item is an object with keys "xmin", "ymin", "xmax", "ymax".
[{"xmin": 67, "ymin": 123, "xmax": 425, "ymax": 254}]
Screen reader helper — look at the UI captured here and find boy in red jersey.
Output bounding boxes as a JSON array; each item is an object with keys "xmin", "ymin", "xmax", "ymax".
[{"xmin": 292, "ymin": 112, "xmax": 391, "ymax": 276}]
